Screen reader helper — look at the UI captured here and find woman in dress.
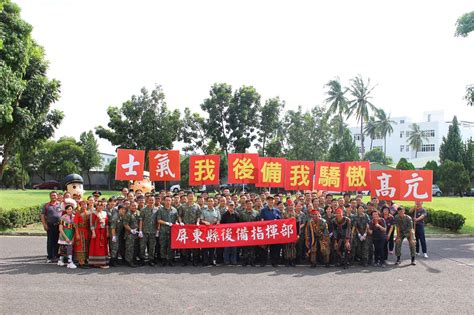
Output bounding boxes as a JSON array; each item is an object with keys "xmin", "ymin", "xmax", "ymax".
[
  {"xmin": 89, "ymin": 200, "xmax": 109, "ymax": 268},
  {"xmin": 74, "ymin": 200, "xmax": 90, "ymax": 268}
]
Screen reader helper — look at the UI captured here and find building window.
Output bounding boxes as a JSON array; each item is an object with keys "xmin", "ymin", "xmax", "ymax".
[
  {"xmin": 422, "ymin": 130, "xmax": 435, "ymax": 137},
  {"xmin": 421, "ymin": 144, "xmax": 435, "ymax": 152},
  {"xmin": 406, "ymin": 146, "xmax": 409, "ymax": 152},
  {"xmin": 354, "ymin": 134, "xmax": 361, "ymax": 141},
  {"xmin": 400, "ymin": 119, "xmax": 405, "ymax": 124},
  {"xmin": 400, "ymin": 131, "xmax": 404, "ymax": 138},
  {"xmin": 400, "ymin": 145, "xmax": 404, "ymax": 152}
]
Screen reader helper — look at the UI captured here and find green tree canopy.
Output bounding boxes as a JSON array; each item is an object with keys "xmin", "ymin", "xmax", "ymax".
[
  {"xmin": 79, "ymin": 131, "xmax": 102, "ymax": 188},
  {"xmin": 328, "ymin": 129, "xmax": 360, "ymax": 162},
  {"xmin": 422, "ymin": 160, "xmax": 439, "ymax": 183},
  {"xmin": 455, "ymin": 11, "xmax": 474, "ymax": 37},
  {"xmin": 257, "ymin": 97, "xmax": 285, "ymax": 157},
  {"xmin": 96, "ymin": 85, "xmax": 181, "ymax": 152},
  {"xmin": 0, "ymin": 1, "xmax": 63, "ymax": 180},
  {"xmin": 440, "ymin": 116, "xmax": 464, "ymax": 163},
  {"xmin": 363, "ymin": 148, "xmax": 392, "ymax": 165},
  {"xmin": 396, "ymin": 157, "xmax": 415, "ymax": 170},
  {"xmin": 438, "ymin": 160, "xmax": 470, "ymax": 196},
  {"xmin": 407, "ymin": 123, "xmax": 428, "ymax": 158},
  {"xmin": 46, "ymin": 137, "xmax": 84, "ymax": 180}
]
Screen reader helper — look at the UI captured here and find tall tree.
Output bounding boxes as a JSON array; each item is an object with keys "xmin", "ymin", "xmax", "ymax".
[
  {"xmin": 96, "ymin": 85, "xmax": 181, "ymax": 153},
  {"xmin": 325, "ymin": 78, "xmax": 348, "ymax": 141},
  {"xmin": 455, "ymin": 11, "xmax": 474, "ymax": 37},
  {"xmin": 0, "ymin": 2, "xmax": 63, "ymax": 180},
  {"xmin": 347, "ymin": 75, "xmax": 377, "ymax": 158},
  {"xmin": 46, "ymin": 137, "xmax": 84, "ymax": 180},
  {"xmin": 407, "ymin": 123, "xmax": 428, "ymax": 158},
  {"xmin": 364, "ymin": 116, "xmax": 378, "ymax": 150},
  {"xmin": 200, "ymin": 83, "xmax": 233, "ymax": 156},
  {"xmin": 439, "ymin": 116, "xmax": 464, "ymax": 163},
  {"xmin": 180, "ymin": 107, "xmax": 211, "ymax": 154},
  {"xmin": 423, "ymin": 160, "xmax": 439, "ymax": 183},
  {"xmin": 438, "ymin": 160, "xmax": 470, "ymax": 196},
  {"xmin": 396, "ymin": 157, "xmax": 415, "ymax": 170},
  {"xmin": 79, "ymin": 131, "xmax": 102, "ymax": 189},
  {"xmin": 328, "ymin": 129, "xmax": 360, "ymax": 162},
  {"xmin": 374, "ymin": 108, "xmax": 396, "ymax": 157},
  {"xmin": 228, "ymin": 86, "xmax": 261, "ymax": 153},
  {"xmin": 257, "ymin": 97, "xmax": 285, "ymax": 156},
  {"xmin": 463, "ymin": 139, "xmax": 474, "ymax": 180}
]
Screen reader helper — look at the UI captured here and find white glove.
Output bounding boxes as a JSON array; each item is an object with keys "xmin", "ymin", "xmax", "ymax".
[
  {"xmin": 329, "ymin": 232, "xmax": 333, "ymax": 238},
  {"xmin": 197, "ymin": 222, "xmax": 200, "ymax": 226},
  {"xmin": 138, "ymin": 231, "xmax": 143, "ymax": 238},
  {"xmin": 363, "ymin": 233, "xmax": 367, "ymax": 238},
  {"xmin": 155, "ymin": 231, "xmax": 160, "ymax": 237},
  {"xmin": 112, "ymin": 236, "xmax": 117, "ymax": 242},
  {"xmin": 131, "ymin": 229, "xmax": 137, "ymax": 235},
  {"xmin": 358, "ymin": 233, "xmax": 362, "ymax": 240},
  {"xmin": 179, "ymin": 222, "xmax": 184, "ymax": 226},
  {"xmin": 166, "ymin": 222, "xmax": 173, "ymax": 227}
]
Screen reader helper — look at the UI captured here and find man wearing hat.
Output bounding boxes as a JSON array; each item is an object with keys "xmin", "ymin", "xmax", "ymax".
[
  {"xmin": 92, "ymin": 191, "xmax": 102, "ymax": 203},
  {"xmin": 305, "ymin": 209, "xmax": 330, "ymax": 268},
  {"xmin": 394, "ymin": 206, "xmax": 416, "ymax": 266},
  {"xmin": 332, "ymin": 208, "xmax": 352, "ymax": 269}
]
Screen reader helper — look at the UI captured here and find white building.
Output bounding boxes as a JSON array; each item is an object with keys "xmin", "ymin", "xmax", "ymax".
[
  {"xmin": 91, "ymin": 152, "xmax": 115, "ymax": 171},
  {"xmin": 349, "ymin": 111, "xmax": 474, "ymax": 166}
]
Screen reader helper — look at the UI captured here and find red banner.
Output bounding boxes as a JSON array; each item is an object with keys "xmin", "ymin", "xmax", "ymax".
[
  {"xmin": 149, "ymin": 150, "xmax": 181, "ymax": 181},
  {"xmin": 314, "ymin": 162, "xmax": 344, "ymax": 192},
  {"xmin": 370, "ymin": 170, "xmax": 401, "ymax": 200},
  {"xmin": 342, "ymin": 161, "xmax": 371, "ymax": 191},
  {"xmin": 284, "ymin": 160, "xmax": 314, "ymax": 191},
  {"xmin": 256, "ymin": 157, "xmax": 286, "ymax": 187},
  {"xmin": 115, "ymin": 149, "xmax": 145, "ymax": 181},
  {"xmin": 399, "ymin": 170, "xmax": 433, "ymax": 202},
  {"xmin": 227, "ymin": 153, "xmax": 259, "ymax": 184},
  {"xmin": 189, "ymin": 155, "xmax": 220, "ymax": 186},
  {"xmin": 171, "ymin": 218, "xmax": 298, "ymax": 249}
]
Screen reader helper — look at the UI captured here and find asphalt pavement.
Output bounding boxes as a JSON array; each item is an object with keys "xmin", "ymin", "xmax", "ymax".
[{"xmin": 0, "ymin": 236, "xmax": 473, "ymax": 314}]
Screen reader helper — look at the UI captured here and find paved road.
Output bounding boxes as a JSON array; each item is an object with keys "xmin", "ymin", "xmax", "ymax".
[{"xmin": 0, "ymin": 236, "xmax": 473, "ymax": 314}]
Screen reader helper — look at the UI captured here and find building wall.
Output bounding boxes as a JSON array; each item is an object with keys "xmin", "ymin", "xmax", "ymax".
[{"xmin": 349, "ymin": 111, "xmax": 474, "ymax": 163}]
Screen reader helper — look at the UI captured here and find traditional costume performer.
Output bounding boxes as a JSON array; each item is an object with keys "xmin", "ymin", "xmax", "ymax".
[{"xmin": 305, "ymin": 210, "xmax": 330, "ymax": 268}]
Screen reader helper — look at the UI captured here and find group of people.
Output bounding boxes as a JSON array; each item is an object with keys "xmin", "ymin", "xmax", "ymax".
[{"xmin": 40, "ymin": 187, "xmax": 428, "ymax": 270}]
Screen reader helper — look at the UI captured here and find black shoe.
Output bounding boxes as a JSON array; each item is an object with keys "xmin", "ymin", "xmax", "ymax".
[
  {"xmin": 242, "ymin": 261, "xmax": 248, "ymax": 267},
  {"xmin": 285, "ymin": 261, "xmax": 290, "ymax": 267},
  {"xmin": 148, "ymin": 261, "xmax": 155, "ymax": 267},
  {"xmin": 310, "ymin": 264, "xmax": 316, "ymax": 268},
  {"xmin": 250, "ymin": 261, "xmax": 256, "ymax": 267},
  {"xmin": 411, "ymin": 257, "xmax": 416, "ymax": 265},
  {"xmin": 291, "ymin": 261, "xmax": 296, "ymax": 267},
  {"xmin": 260, "ymin": 263, "xmax": 266, "ymax": 267},
  {"xmin": 168, "ymin": 260, "xmax": 174, "ymax": 267},
  {"xmin": 182, "ymin": 262, "xmax": 188, "ymax": 267},
  {"xmin": 395, "ymin": 258, "xmax": 401, "ymax": 265},
  {"xmin": 272, "ymin": 263, "xmax": 278, "ymax": 268},
  {"xmin": 128, "ymin": 261, "xmax": 137, "ymax": 268},
  {"xmin": 362, "ymin": 263, "xmax": 368, "ymax": 267},
  {"xmin": 162, "ymin": 259, "xmax": 167, "ymax": 267},
  {"xmin": 325, "ymin": 263, "xmax": 330, "ymax": 268},
  {"xmin": 109, "ymin": 259, "xmax": 117, "ymax": 267}
]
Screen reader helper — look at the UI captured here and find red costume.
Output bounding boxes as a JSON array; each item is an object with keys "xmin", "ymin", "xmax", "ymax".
[
  {"xmin": 88, "ymin": 211, "xmax": 109, "ymax": 266},
  {"xmin": 73, "ymin": 208, "xmax": 90, "ymax": 263}
]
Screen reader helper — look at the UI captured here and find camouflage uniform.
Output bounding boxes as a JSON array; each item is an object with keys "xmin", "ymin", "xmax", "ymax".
[
  {"xmin": 178, "ymin": 203, "xmax": 202, "ymax": 264},
  {"xmin": 110, "ymin": 213, "xmax": 125, "ymax": 260},
  {"xmin": 395, "ymin": 215, "xmax": 416, "ymax": 257},
  {"xmin": 305, "ymin": 218, "xmax": 330, "ymax": 266},
  {"xmin": 123, "ymin": 210, "xmax": 141, "ymax": 264},
  {"xmin": 239, "ymin": 209, "xmax": 259, "ymax": 265},
  {"xmin": 332, "ymin": 216, "xmax": 352, "ymax": 268},
  {"xmin": 156, "ymin": 206, "xmax": 179, "ymax": 260},
  {"xmin": 139, "ymin": 206, "xmax": 158, "ymax": 262},
  {"xmin": 351, "ymin": 213, "xmax": 370, "ymax": 264}
]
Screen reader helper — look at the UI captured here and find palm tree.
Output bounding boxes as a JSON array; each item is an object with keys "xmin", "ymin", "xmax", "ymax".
[
  {"xmin": 364, "ymin": 116, "xmax": 378, "ymax": 150},
  {"xmin": 374, "ymin": 108, "xmax": 397, "ymax": 157},
  {"xmin": 407, "ymin": 123, "xmax": 428, "ymax": 158},
  {"xmin": 325, "ymin": 78, "xmax": 348, "ymax": 141},
  {"xmin": 347, "ymin": 75, "xmax": 377, "ymax": 158}
]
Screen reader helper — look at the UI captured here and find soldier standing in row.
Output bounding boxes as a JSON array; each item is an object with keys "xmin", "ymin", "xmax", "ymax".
[
  {"xmin": 351, "ymin": 205, "xmax": 370, "ymax": 267},
  {"xmin": 395, "ymin": 206, "xmax": 416, "ymax": 266},
  {"xmin": 178, "ymin": 192, "xmax": 202, "ymax": 266},
  {"xmin": 110, "ymin": 205, "xmax": 126, "ymax": 266},
  {"xmin": 332, "ymin": 208, "xmax": 352, "ymax": 269},
  {"xmin": 139, "ymin": 196, "xmax": 158, "ymax": 266},
  {"xmin": 123, "ymin": 202, "xmax": 141, "ymax": 267},
  {"xmin": 239, "ymin": 200, "xmax": 259, "ymax": 266},
  {"xmin": 156, "ymin": 196, "xmax": 179, "ymax": 266}
]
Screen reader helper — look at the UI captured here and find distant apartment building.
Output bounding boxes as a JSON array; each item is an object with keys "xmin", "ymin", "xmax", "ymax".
[
  {"xmin": 349, "ymin": 111, "xmax": 474, "ymax": 164},
  {"xmin": 91, "ymin": 152, "xmax": 115, "ymax": 171}
]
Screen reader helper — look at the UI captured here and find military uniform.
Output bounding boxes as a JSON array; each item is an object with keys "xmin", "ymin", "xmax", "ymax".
[
  {"xmin": 156, "ymin": 206, "xmax": 179, "ymax": 262},
  {"xmin": 283, "ymin": 211, "xmax": 298, "ymax": 266},
  {"xmin": 395, "ymin": 215, "xmax": 416, "ymax": 258},
  {"xmin": 139, "ymin": 206, "xmax": 158, "ymax": 263},
  {"xmin": 332, "ymin": 216, "xmax": 352, "ymax": 268},
  {"xmin": 110, "ymin": 213, "xmax": 126, "ymax": 263},
  {"xmin": 178, "ymin": 203, "xmax": 202, "ymax": 265},
  {"xmin": 123, "ymin": 210, "xmax": 141, "ymax": 265},
  {"xmin": 305, "ymin": 218, "xmax": 330, "ymax": 267},
  {"xmin": 351, "ymin": 213, "xmax": 370, "ymax": 264},
  {"xmin": 239, "ymin": 209, "xmax": 259, "ymax": 266}
]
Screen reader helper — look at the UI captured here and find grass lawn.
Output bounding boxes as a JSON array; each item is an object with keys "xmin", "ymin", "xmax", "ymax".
[{"xmin": 1, "ymin": 189, "xmax": 473, "ymax": 234}]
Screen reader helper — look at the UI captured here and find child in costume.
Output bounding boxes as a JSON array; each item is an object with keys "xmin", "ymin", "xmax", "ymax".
[{"xmin": 58, "ymin": 204, "xmax": 77, "ymax": 269}]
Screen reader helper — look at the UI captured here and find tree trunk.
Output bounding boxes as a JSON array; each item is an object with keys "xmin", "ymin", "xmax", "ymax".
[
  {"xmin": 384, "ymin": 136, "xmax": 387, "ymax": 158},
  {"xmin": 262, "ymin": 135, "xmax": 266, "ymax": 157},
  {"xmin": 0, "ymin": 152, "xmax": 10, "ymax": 182},
  {"xmin": 370, "ymin": 138, "xmax": 373, "ymax": 150},
  {"xmin": 360, "ymin": 120, "xmax": 365, "ymax": 159},
  {"xmin": 415, "ymin": 149, "xmax": 418, "ymax": 158}
]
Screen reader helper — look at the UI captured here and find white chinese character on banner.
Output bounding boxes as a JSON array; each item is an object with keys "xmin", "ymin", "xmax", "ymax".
[
  {"xmin": 154, "ymin": 153, "xmax": 175, "ymax": 178},
  {"xmin": 206, "ymin": 229, "xmax": 219, "ymax": 243},
  {"xmin": 221, "ymin": 228, "xmax": 235, "ymax": 242},
  {"xmin": 251, "ymin": 226, "xmax": 264, "ymax": 240},
  {"xmin": 280, "ymin": 223, "xmax": 294, "ymax": 238},
  {"xmin": 122, "ymin": 154, "xmax": 140, "ymax": 176},
  {"xmin": 237, "ymin": 227, "xmax": 249, "ymax": 241},
  {"xmin": 192, "ymin": 228, "xmax": 204, "ymax": 244},
  {"xmin": 375, "ymin": 172, "xmax": 396, "ymax": 198},
  {"xmin": 176, "ymin": 228, "xmax": 188, "ymax": 244},
  {"xmin": 266, "ymin": 224, "xmax": 279, "ymax": 239},
  {"xmin": 403, "ymin": 172, "xmax": 428, "ymax": 199}
]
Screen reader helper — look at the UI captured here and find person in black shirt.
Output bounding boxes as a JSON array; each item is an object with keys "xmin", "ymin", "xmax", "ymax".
[
  {"xmin": 369, "ymin": 211, "xmax": 387, "ymax": 267},
  {"xmin": 221, "ymin": 201, "xmax": 240, "ymax": 265}
]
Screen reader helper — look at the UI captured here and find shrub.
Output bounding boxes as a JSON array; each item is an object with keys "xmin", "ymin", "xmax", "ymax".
[
  {"xmin": 0, "ymin": 205, "xmax": 43, "ymax": 229},
  {"xmin": 400, "ymin": 205, "xmax": 465, "ymax": 232}
]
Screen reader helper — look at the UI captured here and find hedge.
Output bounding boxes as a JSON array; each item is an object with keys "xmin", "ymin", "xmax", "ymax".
[
  {"xmin": 400, "ymin": 205, "xmax": 466, "ymax": 232},
  {"xmin": 0, "ymin": 205, "xmax": 42, "ymax": 229}
]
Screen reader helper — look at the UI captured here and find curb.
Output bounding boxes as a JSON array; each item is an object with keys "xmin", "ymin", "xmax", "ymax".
[{"xmin": 1, "ymin": 232, "xmax": 473, "ymax": 238}]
